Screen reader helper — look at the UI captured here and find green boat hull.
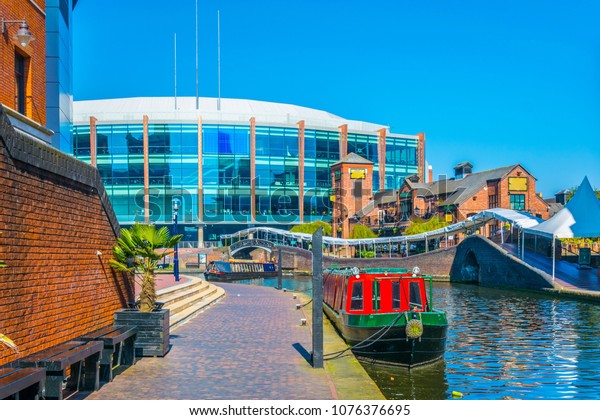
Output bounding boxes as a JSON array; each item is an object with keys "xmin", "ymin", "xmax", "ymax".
[{"xmin": 324, "ymin": 304, "xmax": 448, "ymax": 368}]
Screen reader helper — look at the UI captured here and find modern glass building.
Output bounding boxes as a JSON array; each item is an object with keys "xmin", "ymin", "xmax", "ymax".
[{"xmin": 72, "ymin": 97, "xmax": 424, "ymax": 245}]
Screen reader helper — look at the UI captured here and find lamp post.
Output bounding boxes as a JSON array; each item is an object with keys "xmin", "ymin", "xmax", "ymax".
[
  {"xmin": 1, "ymin": 18, "xmax": 35, "ymax": 47},
  {"xmin": 173, "ymin": 202, "xmax": 180, "ymax": 282}
]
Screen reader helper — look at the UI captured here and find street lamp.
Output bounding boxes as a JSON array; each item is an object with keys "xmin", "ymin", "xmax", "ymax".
[
  {"xmin": 173, "ymin": 201, "xmax": 180, "ymax": 282},
  {"xmin": 1, "ymin": 18, "xmax": 35, "ymax": 48}
]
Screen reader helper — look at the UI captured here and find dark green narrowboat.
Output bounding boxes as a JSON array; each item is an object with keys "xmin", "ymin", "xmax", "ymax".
[{"xmin": 323, "ymin": 267, "xmax": 448, "ymax": 368}]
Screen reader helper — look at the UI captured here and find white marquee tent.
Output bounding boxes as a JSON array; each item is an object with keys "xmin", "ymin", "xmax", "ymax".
[{"xmin": 524, "ymin": 176, "xmax": 600, "ymax": 279}]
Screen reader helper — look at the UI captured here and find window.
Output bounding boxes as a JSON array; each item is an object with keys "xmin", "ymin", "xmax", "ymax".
[
  {"xmin": 15, "ymin": 52, "xmax": 26, "ymax": 115},
  {"xmin": 488, "ymin": 194, "xmax": 498, "ymax": 209},
  {"xmin": 409, "ymin": 282, "xmax": 422, "ymax": 309},
  {"xmin": 350, "ymin": 282, "xmax": 363, "ymax": 310},
  {"xmin": 392, "ymin": 281, "xmax": 401, "ymax": 310},
  {"xmin": 510, "ymin": 194, "xmax": 525, "ymax": 211}
]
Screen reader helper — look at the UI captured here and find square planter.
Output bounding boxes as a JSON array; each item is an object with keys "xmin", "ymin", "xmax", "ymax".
[{"xmin": 114, "ymin": 309, "xmax": 170, "ymax": 357}]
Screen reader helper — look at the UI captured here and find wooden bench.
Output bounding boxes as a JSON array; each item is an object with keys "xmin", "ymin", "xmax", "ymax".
[
  {"xmin": 77, "ymin": 325, "xmax": 137, "ymax": 383},
  {"xmin": 17, "ymin": 340, "xmax": 103, "ymax": 400},
  {"xmin": 185, "ymin": 262, "xmax": 200, "ymax": 269},
  {"xmin": 0, "ymin": 367, "xmax": 46, "ymax": 400}
]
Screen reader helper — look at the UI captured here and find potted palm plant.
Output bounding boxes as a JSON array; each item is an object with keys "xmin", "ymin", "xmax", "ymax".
[
  {"xmin": 0, "ymin": 334, "xmax": 18, "ymax": 353},
  {"xmin": 110, "ymin": 223, "xmax": 182, "ymax": 356}
]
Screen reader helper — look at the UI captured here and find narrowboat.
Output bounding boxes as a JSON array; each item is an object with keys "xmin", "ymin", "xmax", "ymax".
[
  {"xmin": 205, "ymin": 259, "xmax": 278, "ymax": 281},
  {"xmin": 322, "ymin": 266, "xmax": 448, "ymax": 368}
]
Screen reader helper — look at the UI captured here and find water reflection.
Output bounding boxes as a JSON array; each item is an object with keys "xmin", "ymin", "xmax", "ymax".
[
  {"xmin": 220, "ymin": 277, "xmax": 600, "ymax": 399},
  {"xmin": 361, "ymin": 360, "xmax": 448, "ymax": 400}
]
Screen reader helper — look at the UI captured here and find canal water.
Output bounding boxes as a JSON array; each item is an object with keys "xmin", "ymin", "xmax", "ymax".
[{"xmin": 228, "ymin": 277, "xmax": 600, "ymax": 400}]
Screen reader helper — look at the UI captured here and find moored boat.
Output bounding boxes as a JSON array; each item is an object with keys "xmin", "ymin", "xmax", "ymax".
[
  {"xmin": 205, "ymin": 259, "xmax": 278, "ymax": 281},
  {"xmin": 323, "ymin": 266, "xmax": 448, "ymax": 368}
]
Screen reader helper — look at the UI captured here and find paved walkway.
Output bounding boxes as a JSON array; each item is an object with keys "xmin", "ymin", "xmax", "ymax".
[
  {"xmin": 502, "ymin": 243, "xmax": 600, "ymax": 291},
  {"xmin": 87, "ymin": 283, "xmax": 334, "ymax": 400}
]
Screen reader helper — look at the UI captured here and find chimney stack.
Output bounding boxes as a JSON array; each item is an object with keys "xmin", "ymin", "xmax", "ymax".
[{"xmin": 428, "ymin": 165, "xmax": 433, "ymax": 183}]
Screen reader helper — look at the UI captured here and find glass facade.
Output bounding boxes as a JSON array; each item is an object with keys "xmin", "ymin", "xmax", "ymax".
[
  {"xmin": 46, "ymin": 0, "xmax": 74, "ymax": 152},
  {"xmin": 72, "ymin": 118, "xmax": 419, "ymax": 244}
]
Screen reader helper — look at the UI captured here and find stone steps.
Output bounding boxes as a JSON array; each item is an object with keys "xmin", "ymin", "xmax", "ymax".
[{"xmin": 154, "ymin": 276, "xmax": 225, "ymax": 330}]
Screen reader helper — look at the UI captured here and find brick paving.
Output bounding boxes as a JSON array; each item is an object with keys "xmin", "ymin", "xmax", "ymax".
[{"xmin": 87, "ymin": 283, "xmax": 334, "ymax": 400}]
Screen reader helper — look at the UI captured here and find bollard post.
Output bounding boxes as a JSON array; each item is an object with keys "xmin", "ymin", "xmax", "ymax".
[
  {"xmin": 312, "ymin": 227, "xmax": 324, "ymax": 368},
  {"xmin": 278, "ymin": 247, "xmax": 283, "ymax": 290}
]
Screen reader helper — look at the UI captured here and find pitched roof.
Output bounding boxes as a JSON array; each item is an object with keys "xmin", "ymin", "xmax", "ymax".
[
  {"xmin": 404, "ymin": 164, "xmax": 519, "ymax": 207},
  {"xmin": 355, "ymin": 190, "xmax": 396, "ymax": 218},
  {"xmin": 454, "ymin": 161, "xmax": 473, "ymax": 169},
  {"xmin": 331, "ymin": 152, "xmax": 373, "ymax": 166}
]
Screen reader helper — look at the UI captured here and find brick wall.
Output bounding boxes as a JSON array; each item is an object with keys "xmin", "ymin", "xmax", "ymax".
[
  {"xmin": 242, "ymin": 245, "xmax": 456, "ymax": 277},
  {"xmin": 0, "ymin": 0, "xmax": 46, "ymax": 125},
  {"xmin": 324, "ymin": 246, "xmax": 456, "ymax": 277},
  {"xmin": 457, "ymin": 165, "xmax": 550, "ymax": 221},
  {"xmin": 0, "ymin": 105, "xmax": 133, "ymax": 366}
]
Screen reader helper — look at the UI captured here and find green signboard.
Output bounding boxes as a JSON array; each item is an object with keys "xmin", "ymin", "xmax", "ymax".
[{"xmin": 579, "ymin": 248, "xmax": 591, "ymax": 266}]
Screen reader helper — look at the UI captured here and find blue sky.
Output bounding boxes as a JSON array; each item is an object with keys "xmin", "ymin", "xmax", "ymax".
[{"xmin": 73, "ymin": 0, "xmax": 600, "ymax": 198}]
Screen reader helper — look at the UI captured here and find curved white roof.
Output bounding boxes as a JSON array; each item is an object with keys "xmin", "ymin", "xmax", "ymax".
[
  {"xmin": 525, "ymin": 177, "xmax": 600, "ymax": 239},
  {"xmin": 73, "ymin": 97, "xmax": 402, "ymax": 135}
]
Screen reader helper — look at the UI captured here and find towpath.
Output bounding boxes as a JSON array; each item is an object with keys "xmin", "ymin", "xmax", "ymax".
[{"xmin": 87, "ymin": 281, "xmax": 382, "ymax": 400}]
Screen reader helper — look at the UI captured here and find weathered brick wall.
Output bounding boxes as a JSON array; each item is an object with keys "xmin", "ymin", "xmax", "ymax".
[
  {"xmin": 0, "ymin": 0, "xmax": 46, "ymax": 124},
  {"xmin": 0, "ymin": 105, "xmax": 133, "ymax": 365},
  {"xmin": 324, "ymin": 246, "xmax": 456, "ymax": 277},
  {"xmin": 457, "ymin": 165, "xmax": 550, "ymax": 221},
  {"xmin": 450, "ymin": 235, "xmax": 554, "ymax": 290},
  {"xmin": 258, "ymin": 245, "xmax": 456, "ymax": 277}
]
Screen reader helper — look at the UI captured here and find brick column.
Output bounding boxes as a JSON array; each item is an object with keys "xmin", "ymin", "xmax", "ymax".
[
  {"xmin": 250, "ymin": 117, "xmax": 256, "ymax": 222},
  {"xmin": 378, "ymin": 128, "xmax": 387, "ymax": 191},
  {"xmin": 298, "ymin": 120, "xmax": 305, "ymax": 223},
  {"xmin": 339, "ymin": 124, "xmax": 348, "ymax": 159},
  {"xmin": 197, "ymin": 116, "xmax": 204, "ymax": 244},
  {"xmin": 89, "ymin": 116, "xmax": 97, "ymax": 167},
  {"xmin": 417, "ymin": 132, "xmax": 426, "ymax": 182},
  {"xmin": 143, "ymin": 115, "xmax": 150, "ymax": 223}
]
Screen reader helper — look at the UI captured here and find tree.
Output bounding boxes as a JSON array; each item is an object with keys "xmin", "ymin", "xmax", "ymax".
[
  {"xmin": 109, "ymin": 224, "xmax": 183, "ymax": 312},
  {"xmin": 290, "ymin": 221, "xmax": 332, "ymax": 236},
  {"xmin": 404, "ymin": 216, "xmax": 448, "ymax": 235},
  {"xmin": 350, "ymin": 223, "xmax": 378, "ymax": 239}
]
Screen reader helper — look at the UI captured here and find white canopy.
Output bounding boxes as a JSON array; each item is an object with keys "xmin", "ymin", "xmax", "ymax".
[
  {"xmin": 220, "ymin": 208, "xmax": 541, "ymax": 246},
  {"xmin": 525, "ymin": 177, "xmax": 600, "ymax": 239}
]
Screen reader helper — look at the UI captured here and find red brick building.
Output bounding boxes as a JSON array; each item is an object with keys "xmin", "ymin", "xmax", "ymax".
[
  {"xmin": 350, "ymin": 162, "xmax": 551, "ymax": 236},
  {"xmin": 331, "ymin": 153, "xmax": 374, "ymax": 238},
  {"xmin": 0, "ymin": 0, "xmax": 46, "ymax": 125},
  {"xmin": 397, "ymin": 162, "xmax": 550, "ymax": 225}
]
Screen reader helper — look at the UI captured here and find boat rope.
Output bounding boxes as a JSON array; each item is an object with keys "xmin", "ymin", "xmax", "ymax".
[
  {"xmin": 300, "ymin": 298, "xmax": 312, "ymax": 308},
  {"xmin": 323, "ymin": 312, "xmax": 404, "ymax": 361}
]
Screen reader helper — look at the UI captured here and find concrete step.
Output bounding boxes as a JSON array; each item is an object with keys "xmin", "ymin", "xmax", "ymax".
[
  {"xmin": 169, "ymin": 284, "xmax": 226, "ymax": 331},
  {"xmin": 156, "ymin": 277, "xmax": 205, "ymax": 302},
  {"xmin": 149, "ymin": 275, "xmax": 226, "ymax": 330},
  {"xmin": 157, "ymin": 279, "xmax": 211, "ymax": 308},
  {"xmin": 165, "ymin": 282, "xmax": 218, "ymax": 316}
]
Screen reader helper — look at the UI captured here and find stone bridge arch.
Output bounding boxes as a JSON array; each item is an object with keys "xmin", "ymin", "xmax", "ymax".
[
  {"xmin": 230, "ymin": 238, "xmax": 277, "ymax": 257},
  {"xmin": 450, "ymin": 235, "xmax": 555, "ymax": 290}
]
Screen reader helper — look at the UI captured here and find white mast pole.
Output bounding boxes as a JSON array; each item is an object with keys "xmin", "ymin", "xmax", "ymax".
[
  {"xmin": 174, "ymin": 33, "xmax": 177, "ymax": 110},
  {"xmin": 195, "ymin": 0, "xmax": 199, "ymax": 109},
  {"xmin": 217, "ymin": 10, "xmax": 221, "ymax": 111}
]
